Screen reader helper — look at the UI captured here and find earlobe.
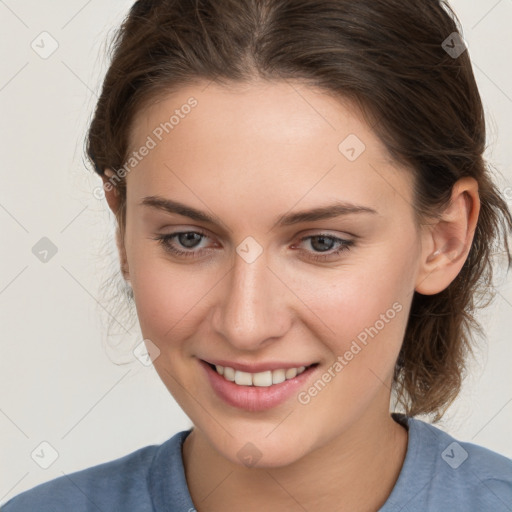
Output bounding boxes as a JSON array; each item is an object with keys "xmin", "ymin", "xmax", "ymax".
[{"xmin": 415, "ymin": 177, "xmax": 480, "ymax": 295}]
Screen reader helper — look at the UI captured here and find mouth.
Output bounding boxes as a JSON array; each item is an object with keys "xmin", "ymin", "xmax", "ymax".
[
  {"xmin": 202, "ymin": 360, "xmax": 320, "ymax": 387},
  {"xmin": 199, "ymin": 358, "xmax": 321, "ymax": 411}
]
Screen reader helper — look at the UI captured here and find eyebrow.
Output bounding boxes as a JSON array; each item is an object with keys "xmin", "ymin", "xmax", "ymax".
[{"xmin": 140, "ymin": 195, "xmax": 378, "ymax": 231}]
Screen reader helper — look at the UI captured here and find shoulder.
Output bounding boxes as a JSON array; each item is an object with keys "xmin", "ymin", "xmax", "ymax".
[
  {"xmin": 1, "ymin": 431, "xmax": 190, "ymax": 512},
  {"xmin": 384, "ymin": 415, "xmax": 512, "ymax": 512},
  {"xmin": 414, "ymin": 417, "xmax": 512, "ymax": 481}
]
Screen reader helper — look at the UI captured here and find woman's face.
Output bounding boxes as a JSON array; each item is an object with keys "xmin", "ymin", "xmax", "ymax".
[{"xmin": 121, "ymin": 80, "xmax": 426, "ymax": 467}]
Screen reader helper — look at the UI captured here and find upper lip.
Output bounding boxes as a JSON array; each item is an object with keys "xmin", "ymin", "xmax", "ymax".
[{"xmin": 201, "ymin": 358, "xmax": 318, "ymax": 373}]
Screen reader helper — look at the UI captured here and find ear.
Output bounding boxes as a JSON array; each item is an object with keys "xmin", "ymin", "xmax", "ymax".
[
  {"xmin": 101, "ymin": 169, "xmax": 131, "ymax": 283},
  {"xmin": 415, "ymin": 177, "xmax": 480, "ymax": 295},
  {"xmin": 101, "ymin": 168, "xmax": 121, "ymax": 214}
]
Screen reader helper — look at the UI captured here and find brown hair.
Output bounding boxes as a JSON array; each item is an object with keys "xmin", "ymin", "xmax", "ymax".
[{"xmin": 86, "ymin": 0, "xmax": 512, "ymax": 421}]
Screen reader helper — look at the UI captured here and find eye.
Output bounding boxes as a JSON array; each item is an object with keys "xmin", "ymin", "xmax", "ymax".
[
  {"xmin": 294, "ymin": 234, "xmax": 354, "ymax": 262},
  {"xmin": 153, "ymin": 230, "xmax": 212, "ymax": 259},
  {"xmin": 152, "ymin": 231, "xmax": 354, "ymax": 262}
]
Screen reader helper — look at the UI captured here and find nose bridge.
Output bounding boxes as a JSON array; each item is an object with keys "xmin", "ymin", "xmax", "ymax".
[{"xmin": 214, "ymin": 246, "xmax": 288, "ymax": 349}]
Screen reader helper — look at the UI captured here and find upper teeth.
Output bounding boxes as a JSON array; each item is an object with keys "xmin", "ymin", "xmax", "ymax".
[{"xmin": 214, "ymin": 365, "xmax": 308, "ymax": 387}]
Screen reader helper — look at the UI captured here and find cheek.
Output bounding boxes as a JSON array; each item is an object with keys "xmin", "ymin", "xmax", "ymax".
[
  {"xmin": 294, "ymin": 264, "xmax": 411, "ymax": 421},
  {"xmin": 128, "ymin": 247, "xmax": 201, "ymax": 342},
  {"xmin": 297, "ymin": 254, "xmax": 410, "ymax": 333},
  {"xmin": 289, "ymin": 248, "xmax": 413, "ymax": 374},
  {"xmin": 128, "ymin": 243, "xmax": 229, "ymax": 353}
]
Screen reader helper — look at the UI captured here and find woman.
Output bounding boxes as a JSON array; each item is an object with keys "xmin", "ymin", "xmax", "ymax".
[{"xmin": 3, "ymin": 0, "xmax": 512, "ymax": 510}]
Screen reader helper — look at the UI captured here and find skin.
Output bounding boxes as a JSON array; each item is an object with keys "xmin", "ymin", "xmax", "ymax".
[{"xmin": 101, "ymin": 79, "xmax": 480, "ymax": 511}]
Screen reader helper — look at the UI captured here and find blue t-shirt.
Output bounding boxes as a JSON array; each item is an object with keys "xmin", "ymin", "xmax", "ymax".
[{"xmin": 2, "ymin": 414, "xmax": 512, "ymax": 511}]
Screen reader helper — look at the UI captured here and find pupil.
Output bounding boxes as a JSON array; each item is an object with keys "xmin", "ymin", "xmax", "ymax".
[
  {"xmin": 180, "ymin": 232, "xmax": 201, "ymax": 248},
  {"xmin": 312, "ymin": 236, "xmax": 333, "ymax": 252}
]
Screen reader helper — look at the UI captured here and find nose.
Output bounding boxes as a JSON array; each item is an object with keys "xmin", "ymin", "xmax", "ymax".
[{"xmin": 212, "ymin": 247, "xmax": 291, "ymax": 351}]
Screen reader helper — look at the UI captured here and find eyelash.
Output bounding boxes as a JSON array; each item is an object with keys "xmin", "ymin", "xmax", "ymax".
[{"xmin": 152, "ymin": 230, "xmax": 354, "ymax": 262}]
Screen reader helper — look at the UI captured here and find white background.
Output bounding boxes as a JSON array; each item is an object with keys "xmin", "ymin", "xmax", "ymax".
[{"xmin": 1, "ymin": 0, "xmax": 511, "ymax": 504}]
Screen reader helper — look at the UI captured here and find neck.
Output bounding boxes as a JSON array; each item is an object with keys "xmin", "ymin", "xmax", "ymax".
[{"xmin": 182, "ymin": 409, "xmax": 408, "ymax": 512}]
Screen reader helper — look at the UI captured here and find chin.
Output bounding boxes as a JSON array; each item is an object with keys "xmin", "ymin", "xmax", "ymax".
[{"xmin": 208, "ymin": 427, "xmax": 313, "ymax": 470}]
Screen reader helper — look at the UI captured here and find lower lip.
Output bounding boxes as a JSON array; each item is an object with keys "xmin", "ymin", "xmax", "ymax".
[{"xmin": 199, "ymin": 359, "xmax": 319, "ymax": 412}]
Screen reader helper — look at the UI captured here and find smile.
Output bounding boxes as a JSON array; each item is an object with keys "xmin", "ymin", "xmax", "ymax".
[
  {"xmin": 210, "ymin": 363, "xmax": 313, "ymax": 386},
  {"xmin": 199, "ymin": 359, "xmax": 321, "ymax": 412}
]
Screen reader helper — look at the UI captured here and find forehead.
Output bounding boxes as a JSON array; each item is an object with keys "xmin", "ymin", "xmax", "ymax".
[{"xmin": 126, "ymin": 80, "xmax": 415, "ymax": 222}]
